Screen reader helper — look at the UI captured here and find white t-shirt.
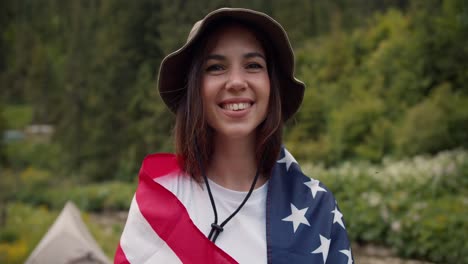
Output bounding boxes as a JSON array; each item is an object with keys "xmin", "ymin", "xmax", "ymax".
[{"xmin": 155, "ymin": 174, "xmax": 268, "ymax": 263}]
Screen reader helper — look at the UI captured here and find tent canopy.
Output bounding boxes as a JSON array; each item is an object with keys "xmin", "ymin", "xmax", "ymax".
[{"xmin": 25, "ymin": 201, "xmax": 111, "ymax": 264}]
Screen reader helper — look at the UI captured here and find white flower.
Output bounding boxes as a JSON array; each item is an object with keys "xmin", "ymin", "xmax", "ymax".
[{"xmin": 391, "ymin": 221, "xmax": 401, "ymax": 232}]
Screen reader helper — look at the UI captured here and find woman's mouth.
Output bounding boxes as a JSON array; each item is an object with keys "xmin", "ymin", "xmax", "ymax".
[{"xmin": 221, "ymin": 102, "xmax": 252, "ymax": 111}]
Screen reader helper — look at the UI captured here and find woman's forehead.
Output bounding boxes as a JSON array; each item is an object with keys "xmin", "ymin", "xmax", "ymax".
[{"xmin": 204, "ymin": 24, "xmax": 266, "ymax": 56}]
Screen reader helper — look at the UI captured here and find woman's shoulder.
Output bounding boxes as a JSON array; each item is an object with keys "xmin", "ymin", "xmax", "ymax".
[
  {"xmin": 139, "ymin": 153, "xmax": 181, "ymax": 179},
  {"xmin": 138, "ymin": 152, "xmax": 194, "ymax": 196},
  {"xmin": 274, "ymin": 148, "xmax": 340, "ymax": 211}
]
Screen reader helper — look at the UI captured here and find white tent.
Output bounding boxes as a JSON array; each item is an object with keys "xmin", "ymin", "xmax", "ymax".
[{"xmin": 25, "ymin": 201, "xmax": 111, "ymax": 264}]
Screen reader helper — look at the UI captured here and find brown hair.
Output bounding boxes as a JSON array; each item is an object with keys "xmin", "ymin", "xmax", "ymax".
[{"xmin": 174, "ymin": 19, "xmax": 283, "ymax": 181}]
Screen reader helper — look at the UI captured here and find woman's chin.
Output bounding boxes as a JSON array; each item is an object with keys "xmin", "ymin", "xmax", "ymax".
[{"xmin": 214, "ymin": 126, "xmax": 257, "ymax": 140}]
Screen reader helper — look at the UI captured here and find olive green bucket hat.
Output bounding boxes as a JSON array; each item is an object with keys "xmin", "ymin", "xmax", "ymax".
[{"xmin": 157, "ymin": 7, "xmax": 305, "ymax": 121}]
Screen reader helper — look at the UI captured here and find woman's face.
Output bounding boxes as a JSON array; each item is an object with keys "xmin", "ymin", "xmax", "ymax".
[{"xmin": 201, "ymin": 25, "xmax": 270, "ymax": 140}]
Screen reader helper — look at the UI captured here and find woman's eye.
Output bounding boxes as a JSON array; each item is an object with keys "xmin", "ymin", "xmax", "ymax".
[
  {"xmin": 246, "ymin": 63, "xmax": 263, "ymax": 69},
  {"xmin": 206, "ymin": 64, "xmax": 224, "ymax": 72}
]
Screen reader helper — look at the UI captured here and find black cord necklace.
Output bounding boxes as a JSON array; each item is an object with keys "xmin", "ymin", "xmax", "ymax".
[{"xmin": 195, "ymin": 143, "xmax": 265, "ymax": 243}]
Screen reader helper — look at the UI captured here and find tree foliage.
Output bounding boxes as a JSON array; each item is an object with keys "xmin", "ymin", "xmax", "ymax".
[
  {"xmin": 1, "ymin": 0, "xmax": 467, "ymax": 181},
  {"xmin": 287, "ymin": 0, "xmax": 468, "ymax": 164}
]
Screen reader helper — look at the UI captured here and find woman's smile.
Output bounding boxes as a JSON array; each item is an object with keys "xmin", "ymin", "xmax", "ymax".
[{"xmin": 220, "ymin": 102, "xmax": 252, "ymax": 111}]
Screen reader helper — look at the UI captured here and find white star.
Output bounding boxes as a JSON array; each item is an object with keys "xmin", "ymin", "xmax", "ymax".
[
  {"xmin": 304, "ymin": 179, "xmax": 327, "ymax": 199},
  {"xmin": 282, "ymin": 203, "xmax": 310, "ymax": 232},
  {"xmin": 331, "ymin": 206, "xmax": 345, "ymax": 229},
  {"xmin": 340, "ymin": 248, "xmax": 353, "ymax": 264},
  {"xmin": 311, "ymin": 234, "xmax": 331, "ymax": 263},
  {"xmin": 277, "ymin": 149, "xmax": 298, "ymax": 171}
]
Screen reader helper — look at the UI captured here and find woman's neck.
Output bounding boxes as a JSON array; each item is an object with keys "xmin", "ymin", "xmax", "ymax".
[{"xmin": 207, "ymin": 133, "xmax": 265, "ymax": 191}]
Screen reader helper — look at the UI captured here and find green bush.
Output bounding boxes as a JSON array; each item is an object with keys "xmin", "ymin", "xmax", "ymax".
[
  {"xmin": 5, "ymin": 167, "xmax": 57, "ymax": 206},
  {"xmin": 0, "ymin": 203, "xmax": 57, "ymax": 264},
  {"xmin": 2, "ymin": 105, "xmax": 33, "ymax": 130},
  {"xmin": 389, "ymin": 196, "xmax": 468, "ymax": 263},
  {"xmin": 0, "ymin": 230, "xmax": 18, "ymax": 243},
  {"xmin": 304, "ymin": 149, "xmax": 468, "ymax": 263},
  {"xmin": 33, "ymin": 181, "xmax": 135, "ymax": 212},
  {"xmin": 287, "ymin": 5, "xmax": 468, "ymax": 165},
  {"xmin": 6, "ymin": 141, "xmax": 61, "ymax": 170},
  {"xmin": 396, "ymin": 84, "xmax": 468, "ymax": 156}
]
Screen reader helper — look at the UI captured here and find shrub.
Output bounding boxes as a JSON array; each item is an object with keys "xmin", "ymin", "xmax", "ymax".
[
  {"xmin": 303, "ymin": 149, "xmax": 468, "ymax": 263},
  {"xmin": 3, "ymin": 105, "xmax": 33, "ymax": 130},
  {"xmin": 0, "ymin": 239, "xmax": 28, "ymax": 264},
  {"xmin": 0, "ymin": 230, "xmax": 18, "ymax": 243},
  {"xmin": 396, "ymin": 84, "xmax": 468, "ymax": 156},
  {"xmin": 287, "ymin": 6, "xmax": 468, "ymax": 164},
  {"xmin": 5, "ymin": 141, "xmax": 61, "ymax": 170},
  {"xmin": 35, "ymin": 181, "xmax": 135, "ymax": 212},
  {"xmin": 389, "ymin": 196, "xmax": 468, "ymax": 263},
  {"xmin": 0, "ymin": 203, "xmax": 57, "ymax": 264}
]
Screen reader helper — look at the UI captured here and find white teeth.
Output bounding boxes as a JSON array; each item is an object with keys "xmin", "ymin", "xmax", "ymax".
[{"xmin": 222, "ymin": 103, "xmax": 252, "ymax": 111}]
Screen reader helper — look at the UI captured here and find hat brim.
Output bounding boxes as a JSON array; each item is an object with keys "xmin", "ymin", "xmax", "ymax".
[{"xmin": 157, "ymin": 8, "xmax": 305, "ymax": 121}]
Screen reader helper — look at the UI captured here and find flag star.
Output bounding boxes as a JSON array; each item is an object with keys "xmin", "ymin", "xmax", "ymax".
[
  {"xmin": 277, "ymin": 149, "xmax": 298, "ymax": 171},
  {"xmin": 331, "ymin": 206, "xmax": 345, "ymax": 229},
  {"xmin": 282, "ymin": 203, "xmax": 310, "ymax": 233},
  {"xmin": 304, "ymin": 179, "xmax": 327, "ymax": 199},
  {"xmin": 340, "ymin": 248, "xmax": 353, "ymax": 264},
  {"xmin": 311, "ymin": 234, "xmax": 331, "ymax": 263}
]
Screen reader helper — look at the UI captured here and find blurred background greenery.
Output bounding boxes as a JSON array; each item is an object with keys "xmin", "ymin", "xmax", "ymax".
[{"xmin": 0, "ymin": 0, "xmax": 467, "ymax": 263}]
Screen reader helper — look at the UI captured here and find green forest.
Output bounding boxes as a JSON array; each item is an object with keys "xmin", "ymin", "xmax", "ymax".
[{"xmin": 1, "ymin": 0, "xmax": 467, "ymax": 263}]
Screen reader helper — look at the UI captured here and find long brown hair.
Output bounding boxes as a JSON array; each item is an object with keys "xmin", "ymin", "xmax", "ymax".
[{"xmin": 174, "ymin": 19, "xmax": 283, "ymax": 181}]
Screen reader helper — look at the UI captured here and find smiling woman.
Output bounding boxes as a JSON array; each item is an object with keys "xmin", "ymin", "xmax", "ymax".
[
  {"xmin": 176, "ymin": 19, "xmax": 283, "ymax": 185},
  {"xmin": 115, "ymin": 8, "xmax": 353, "ymax": 264}
]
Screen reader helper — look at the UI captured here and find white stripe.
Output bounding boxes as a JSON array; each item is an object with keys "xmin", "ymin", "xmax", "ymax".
[{"xmin": 119, "ymin": 195, "xmax": 182, "ymax": 264}]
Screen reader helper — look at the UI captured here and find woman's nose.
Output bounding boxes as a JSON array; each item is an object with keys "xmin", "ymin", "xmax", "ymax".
[{"xmin": 225, "ymin": 68, "xmax": 247, "ymax": 91}]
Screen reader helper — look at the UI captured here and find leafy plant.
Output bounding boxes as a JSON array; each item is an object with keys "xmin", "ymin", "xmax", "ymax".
[{"xmin": 304, "ymin": 149, "xmax": 468, "ymax": 263}]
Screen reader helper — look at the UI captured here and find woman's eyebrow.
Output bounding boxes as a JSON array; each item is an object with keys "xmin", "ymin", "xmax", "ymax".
[
  {"xmin": 205, "ymin": 54, "xmax": 225, "ymax": 61},
  {"xmin": 205, "ymin": 52, "xmax": 266, "ymax": 61},
  {"xmin": 244, "ymin": 52, "xmax": 265, "ymax": 60}
]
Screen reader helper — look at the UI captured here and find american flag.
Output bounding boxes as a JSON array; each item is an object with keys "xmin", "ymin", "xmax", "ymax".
[{"xmin": 115, "ymin": 148, "xmax": 353, "ymax": 263}]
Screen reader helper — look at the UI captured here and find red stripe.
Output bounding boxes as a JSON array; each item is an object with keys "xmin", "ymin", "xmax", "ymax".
[
  {"xmin": 114, "ymin": 242, "xmax": 130, "ymax": 264},
  {"xmin": 140, "ymin": 153, "xmax": 181, "ymax": 179},
  {"xmin": 136, "ymin": 154, "xmax": 238, "ymax": 264}
]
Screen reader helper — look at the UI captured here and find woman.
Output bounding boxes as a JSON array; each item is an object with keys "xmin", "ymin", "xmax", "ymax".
[{"xmin": 115, "ymin": 8, "xmax": 352, "ymax": 264}]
